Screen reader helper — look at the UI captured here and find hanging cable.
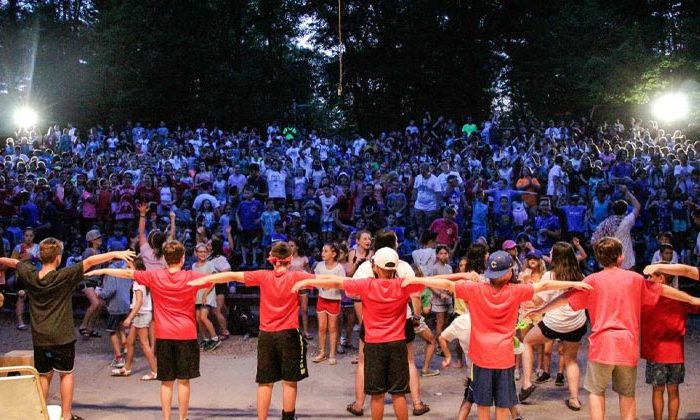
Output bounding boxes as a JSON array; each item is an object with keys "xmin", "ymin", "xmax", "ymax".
[{"xmin": 337, "ymin": 0, "xmax": 344, "ymax": 96}]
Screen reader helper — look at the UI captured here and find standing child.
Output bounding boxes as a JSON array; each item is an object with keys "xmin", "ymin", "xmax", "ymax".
[
  {"xmin": 531, "ymin": 238, "xmax": 700, "ymax": 420},
  {"xmin": 89, "ymin": 240, "xmax": 214, "ymax": 420},
  {"xmin": 192, "ymin": 243, "xmax": 220, "ymax": 351},
  {"xmin": 292, "ymin": 247, "xmax": 426, "ymax": 420},
  {"xmin": 96, "ymin": 255, "xmax": 132, "ymax": 369},
  {"xmin": 312, "ymin": 242, "xmax": 346, "ymax": 365},
  {"xmin": 405, "ymin": 251, "xmax": 592, "ymax": 420},
  {"xmin": 429, "ymin": 245, "xmax": 453, "ymax": 363},
  {"xmin": 112, "ymin": 258, "xmax": 158, "ymax": 380},
  {"xmin": 187, "ymin": 241, "xmax": 314, "ymax": 420},
  {"xmin": 0, "ymin": 239, "xmax": 135, "ymax": 420}
]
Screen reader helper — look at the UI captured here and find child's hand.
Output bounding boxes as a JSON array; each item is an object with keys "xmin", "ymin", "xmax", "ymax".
[
  {"xmin": 123, "ymin": 318, "xmax": 132, "ymax": 328},
  {"xmin": 691, "ymin": 297, "xmax": 700, "ymax": 306},
  {"xmin": 115, "ymin": 250, "xmax": 137, "ymax": 262},
  {"xmin": 291, "ymin": 282, "xmax": 306, "ymax": 293},
  {"xmin": 643, "ymin": 264, "xmax": 661, "ymax": 276},
  {"xmin": 523, "ymin": 309, "xmax": 541, "ymax": 319},
  {"xmin": 138, "ymin": 202, "xmax": 148, "ymax": 216}
]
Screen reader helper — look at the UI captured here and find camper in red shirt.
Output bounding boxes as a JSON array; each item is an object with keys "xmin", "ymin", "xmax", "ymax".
[
  {"xmin": 90, "ymin": 240, "xmax": 212, "ymax": 420},
  {"xmin": 641, "ymin": 262, "xmax": 700, "ymax": 420},
  {"xmin": 291, "ymin": 247, "xmax": 426, "ymax": 420},
  {"xmin": 187, "ymin": 241, "xmax": 313, "ymax": 420},
  {"xmin": 405, "ymin": 251, "xmax": 591, "ymax": 420},
  {"xmin": 532, "ymin": 238, "xmax": 700, "ymax": 420}
]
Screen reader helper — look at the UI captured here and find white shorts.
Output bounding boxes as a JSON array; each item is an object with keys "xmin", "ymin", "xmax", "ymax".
[
  {"xmin": 441, "ymin": 313, "xmax": 471, "ymax": 355},
  {"xmin": 195, "ymin": 288, "xmax": 217, "ymax": 308},
  {"xmin": 132, "ymin": 312, "xmax": 152, "ymax": 329}
]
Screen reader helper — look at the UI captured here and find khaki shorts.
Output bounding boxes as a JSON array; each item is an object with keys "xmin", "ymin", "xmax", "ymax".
[
  {"xmin": 132, "ymin": 312, "xmax": 152, "ymax": 329},
  {"xmin": 584, "ymin": 361, "xmax": 637, "ymax": 397}
]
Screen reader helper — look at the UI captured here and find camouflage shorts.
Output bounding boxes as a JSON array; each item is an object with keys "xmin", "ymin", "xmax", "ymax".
[{"xmin": 645, "ymin": 361, "xmax": 685, "ymax": 386}]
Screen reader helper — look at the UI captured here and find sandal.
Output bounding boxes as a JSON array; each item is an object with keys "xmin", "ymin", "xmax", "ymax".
[
  {"xmin": 70, "ymin": 415, "xmax": 85, "ymax": 420},
  {"xmin": 413, "ymin": 401, "xmax": 430, "ymax": 416},
  {"xmin": 565, "ymin": 398, "xmax": 582, "ymax": 411},
  {"xmin": 312, "ymin": 354, "xmax": 327, "ymax": 363},
  {"xmin": 346, "ymin": 402, "xmax": 363, "ymax": 417},
  {"xmin": 110, "ymin": 368, "xmax": 132, "ymax": 377},
  {"xmin": 79, "ymin": 328, "xmax": 91, "ymax": 339},
  {"xmin": 218, "ymin": 332, "xmax": 230, "ymax": 341},
  {"xmin": 140, "ymin": 371, "xmax": 158, "ymax": 381},
  {"xmin": 518, "ymin": 384, "xmax": 537, "ymax": 402},
  {"xmin": 328, "ymin": 358, "xmax": 337, "ymax": 365}
]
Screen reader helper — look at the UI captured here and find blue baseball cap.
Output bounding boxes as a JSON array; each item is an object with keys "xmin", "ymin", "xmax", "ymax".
[
  {"xmin": 484, "ymin": 251, "xmax": 514, "ymax": 279},
  {"xmin": 526, "ymin": 250, "xmax": 544, "ymax": 260}
]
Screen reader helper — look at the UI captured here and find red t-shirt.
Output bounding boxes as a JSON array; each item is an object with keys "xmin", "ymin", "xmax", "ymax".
[
  {"xmin": 429, "ymin": 218, "xmax": 459, "ymax": 246},
  {"xmin": 567, "ymin": 267, "xmax": 662, "ymax": 366},
  {"xmin": 641, "ymin": 296, "xmax": 698, "ymax": 364},
  {"xmin": 455, "ymin": 281, "xmax": 534, "ymax": 369},
  {"xmin": 133, "ymin": 269, "xmax": 210, "ymax": 340},
  {"xmin": 244, "ymin": 270, "xmax": 314, "ymax": 332},
  {"xmin": 343, "ymin": 277, "xmax": 424, "ymax": 344}
]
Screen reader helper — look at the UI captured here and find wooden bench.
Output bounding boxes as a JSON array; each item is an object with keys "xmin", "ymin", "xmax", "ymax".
[{"xmin": 0, "ymin": 350, "xmax": 35, "ymax": 377}]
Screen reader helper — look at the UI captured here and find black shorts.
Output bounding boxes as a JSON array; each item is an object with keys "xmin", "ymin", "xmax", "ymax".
[
  {"xmin": 359, "ymin": 319, "xmax": 415, "ymax": 343},
  {"xmin": 256, "ymin": 329, "xmax": 308, "ymax": 384},
  {"xmin": 34, "ymin": 341, "xmax": 76, "ymax": 375},
  {"xmin": 214, "ymin": 282, "xmax": 229, "ymax": 296},
  {"xmin": 156, "ymin": 339, "xmax": 200, "ymax": 381},
  {"xmin": 106, "ymin": 314, "xmax": 128, "ymax": 333},
  {"xmin": 538, "ymin": 320, "xmax": 587, "ymax": 342},
  {"xmin": 240, "ymin": 229, "xmax": 262, "ymax": 245},
  {"xmin": 364, "ymin": 340, "xmax": 409, "ymax": 395}
]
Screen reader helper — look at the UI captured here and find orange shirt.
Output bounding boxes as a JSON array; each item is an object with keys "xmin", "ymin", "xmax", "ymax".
[{"xmin": 515, "ymin": 177, "xmax": 540, "ymax": 207}]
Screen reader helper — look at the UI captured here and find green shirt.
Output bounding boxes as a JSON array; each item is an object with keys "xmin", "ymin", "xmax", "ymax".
[{"xmin": 461, "ymin": 123, "xmax": 478, "ymax": 137}]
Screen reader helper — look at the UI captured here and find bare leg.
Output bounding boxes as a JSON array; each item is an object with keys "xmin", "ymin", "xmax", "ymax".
[
  {"xmin": 407, "ymin": 341, "xmax": 422, "ymax": 406},
  {"xmin": 542, "ymin": 340, "xmax": 553, "ymax": 375},
  {"xmin": 495, "ymin": 406, "xmax": 509, "ymax": 420},
  {"xmin": 282, "ymin": 380, "xmax": 298, "ymax": 412},
  {"xmin": 619, "ymin": 395, "xmax": 636, "ymax": 420},
  {"xmin": 177, "ymin": 379, "xmax": 190, "ymax": 420},
  {"xmin": 109, "ymin": 332, "xmax": 122, "ymax": 360},
  {"xmin": 299, "ymin": 294, "xmax": 309, "ymax": 336},
  {"xmin": 588, "ymin": 393, "xmax": 605, "ymax": 420},
  {"xmin": 667, "ymin": 384, "xmax": 679, "ymax": 420},
  {"xmin": 353, "ymin": 340, "xmax": 366, "ymax": 409},
  {"xmin": 562, "ymin": 341, "xmax": 581, "ymax": 403},
  {"xmin": 419, "ymin": 329, "xmax": 436, "ymax": 373},
  {"xmin": 161, "ymin": 381, "xmax": 175, "ymax": 420},
  {"xmin": 39, "ymin": 371, "xmax": 53, "ymax": 400},
  {"xmin": 58, "ymin": 372, "xmax": 75, "ymax": 420},
  {"xmin": 652, "ymin": 386, "xmax": 664, "ymax": 420},
  {"xmin": 80, "ymin": 288, "xmax": 103, "ymax": 331},
  {"xmin": 316, "ymin": 312, "xmax": 328, "ymax": 356},
  {"xmin": 213, "ymin": 294, "xmax": 230, "ymax": 336},
  {"xmin": 328, "ymin": 313, "xmax": 339, "ymax": 359},
  {"xmin": 457, "ymin": 399, "xmax": 473, "ymax": 420},
  {"xmin": 353, "ymin": 301, "xmax": 363, "ymax": 324},
  {"xmin": 434, "ymin": 312, "xmax": 446, "ymax": 341},
  {"xmin": 477, "ymin": 405, "xmax": 491, "ymax": 420},
  {"xmin": 391, "ymin": 393, "xmax": 409, "ymax": 420},
  {"xmin": 198, "ymin": 307, "xmax": 217, "ymax": 339},
  {"xmin": 257, "ymin": 383, "xmax": 274, "ymax": 420},
  {"xmin": 370, "ymin": 394, "xmax": 385, "ymax": 420},
  {"xmin": 124, "ymin": 325, "xmax": 137, "ymax": 371},
  {"xmin": 522, "ymin": 325, "xmax": 549, "ymax": 390},
  {"xmin": 137, "ymin": 327, "xmax": 157, "ymax": 373},
  {"xmin": 343, "ymin": 306, "xmax": 356, "ymax": 345}
]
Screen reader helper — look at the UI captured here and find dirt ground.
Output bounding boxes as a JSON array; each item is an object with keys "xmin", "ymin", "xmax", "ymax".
[{"xmin": 4, "ymin": 314, "xmax": 700, "ymax": 419}]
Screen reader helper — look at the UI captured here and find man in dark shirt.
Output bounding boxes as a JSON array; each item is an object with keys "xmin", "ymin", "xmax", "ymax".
[{"xmin": 0, "ymin": 240, "xmax": 135, "ymax": 420}]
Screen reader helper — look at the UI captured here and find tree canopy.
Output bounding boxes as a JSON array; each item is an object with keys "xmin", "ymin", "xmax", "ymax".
[{"xmin": 0, "ymin": 0, "xmax": 698, "ymax": 133}]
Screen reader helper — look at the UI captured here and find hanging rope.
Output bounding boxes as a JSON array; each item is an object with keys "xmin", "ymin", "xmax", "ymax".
[{"xmin": 337, "ymin": 0, "xmax": 344, "ymax": 96}]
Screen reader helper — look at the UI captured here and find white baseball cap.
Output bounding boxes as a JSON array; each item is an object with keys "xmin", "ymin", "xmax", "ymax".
[{"xmin": 372, "ymin": 247, "xmax": 399, "ymax": 271}]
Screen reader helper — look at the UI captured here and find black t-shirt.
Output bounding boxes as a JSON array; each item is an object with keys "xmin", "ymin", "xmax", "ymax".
[{"xmin": 17, "ymin": 261, "xmax": 84, "ymax": 347}]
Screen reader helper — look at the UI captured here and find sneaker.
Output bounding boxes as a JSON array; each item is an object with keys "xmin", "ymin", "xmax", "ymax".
[
  {"xmin": 199, "ymin": 341, "xmax": 207, "ymax": 350},
  {"xmin": 16, "ymin": 323, "xmax": 28, "ymax": 331},
  {"xmin": 110, "ymin": 357, "xmax": 125, "ymax": 368},
  {"xmin": 421, "ymin": 369, "xmax": 440, "ymax": 377},
  {"xmin": 555, "ymin": 373, "xmax": 565, "ymax": 386},
  {"xmin": 204, "ymin": 339, "xmax": 221, "ymax": 351},
  {"xmin": 534, "ymin": 372, "xmax": 551, "ymax": 384}
]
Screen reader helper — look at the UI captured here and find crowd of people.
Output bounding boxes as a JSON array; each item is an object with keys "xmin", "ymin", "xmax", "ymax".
[{"xmin": 1, "ymin": 113, "xmax": 700, "ymax": 420}]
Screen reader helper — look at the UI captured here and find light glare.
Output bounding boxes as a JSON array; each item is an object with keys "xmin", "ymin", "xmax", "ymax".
[
  {"xmin": 13, "ymin": 107, "xmax": 38, "ymax": 128},
  {"xmin": 652, "ymin": 93, "xmax": 689, "ymax": 122}
]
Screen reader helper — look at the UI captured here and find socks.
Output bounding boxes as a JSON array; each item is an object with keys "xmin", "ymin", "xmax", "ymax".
[{"xmin": 281, "ymin": 410, "xmax": 296, "ymax": 420}]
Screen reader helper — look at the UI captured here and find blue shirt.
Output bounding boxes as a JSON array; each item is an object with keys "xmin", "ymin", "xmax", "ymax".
[
  {"xmin": 237, "ymin": 199, "xmax": 263, "ymax": 231},
  {"xmin": 561, "ymin": 205, "xmax": 587, "ymax": 233},
  {"xmin": 534, "ymin": 214, "xmax": 561, "ymax": 254}
]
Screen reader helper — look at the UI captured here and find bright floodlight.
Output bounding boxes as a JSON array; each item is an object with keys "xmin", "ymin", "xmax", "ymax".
[
  {"xmin": 652, "ymin": 93, "xmax": 689, "ymax": 122},
  {"xmin": 14, "ymin": 107, "xmax": 38, "ymax": 128}
]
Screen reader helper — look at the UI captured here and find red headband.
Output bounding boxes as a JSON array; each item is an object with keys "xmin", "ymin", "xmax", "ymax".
[{"xmin": 267, "ymin": 256, "xmax": 292, "ymax": 265}]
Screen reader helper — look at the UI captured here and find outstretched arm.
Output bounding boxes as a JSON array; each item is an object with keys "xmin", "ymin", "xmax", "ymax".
[
  {"xmin": 0, "ymin": 257, "xmax": 19, "ymax": 269},
  {"xmin": 401, "ymin": 277, "xmax": 455, "ymax": 294},
  {"xmin": 168, "ymin": 211, "xmax": 176, "ymax": 240},
  {"xmin": 661, "ymin": 285, "xmax": 700, "ymax": 305},
  {"xmin": 83, "ymin": 250, "xmax": 136, "ymax": 273},
  {"xmin": 187, "ymin": 271, "xmax": 245, "ymax": 287},
  {"xmin": 87, "ymin": 268, "xmax": 135, "ymax": 280},
  {"xmin": 138, "ymin": 203, "xmax": 148, "ymax": 246},
  {"xmin": 533, "ymin": 280, "xmax": 592, "ymax": 294},
  {"xmin": 291, "ymin": 277, "xmax": 346, "ymax": 293},
  {"xmin": 644, "ymin": 264, "xmax": 699, "ymax": 281}
]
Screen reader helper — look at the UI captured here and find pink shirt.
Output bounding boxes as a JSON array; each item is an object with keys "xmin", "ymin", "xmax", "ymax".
[
  {"xmin": 429, "ymin": 218, "xmax": 459, "ymax": 246},
  {"xmin": 455, "ymin": 281, "xmax": 534, "ymax": 369},
  {"xmin": 568, "ymin": 267, "xmax": 661, "ymax": 366},
  {"xmin": 81, "ymin": 191, "xmax": 97, "ymax": 218}
]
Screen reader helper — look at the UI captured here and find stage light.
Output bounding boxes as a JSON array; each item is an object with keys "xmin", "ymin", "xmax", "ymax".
[
  {"xmin": 13, "ymin": 107, "xmax": 38, "ymax": 128},
  {"xmin": 652, "ymin": 93, "xmax": 689, "ymax": 122}
]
